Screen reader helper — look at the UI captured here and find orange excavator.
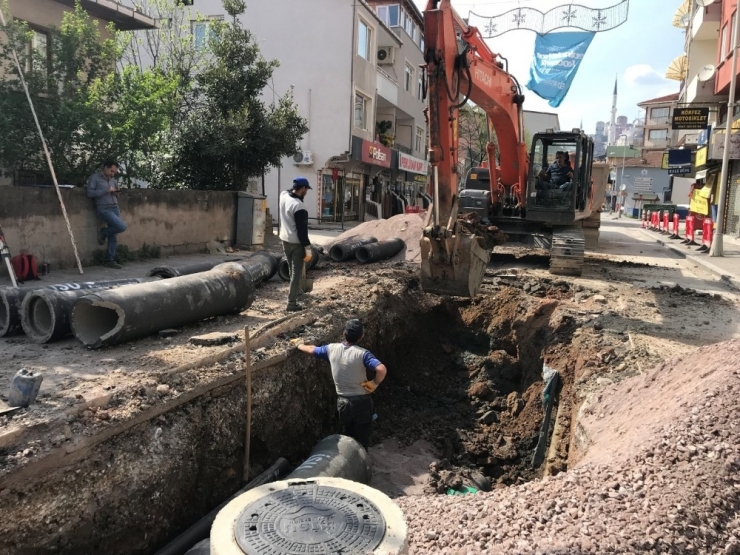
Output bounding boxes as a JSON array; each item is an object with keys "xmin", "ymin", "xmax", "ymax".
[{"xmin": 420, "ymin": 0, "xmax": 596, "ymax": 297}]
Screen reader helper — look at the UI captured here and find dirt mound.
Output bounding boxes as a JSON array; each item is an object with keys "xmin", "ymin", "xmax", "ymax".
[
  {"xmin": 398, "ymin": 339, "xmax": 740, "ymax": 554},
  {"xmin": 327, "ymin": 213, "xmax": 426, "ymax": 263}
]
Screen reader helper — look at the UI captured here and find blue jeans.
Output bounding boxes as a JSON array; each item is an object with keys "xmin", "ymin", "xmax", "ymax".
[{"xmin": 97, "ymin": 205, "xmax": 127, "ymax": 261}]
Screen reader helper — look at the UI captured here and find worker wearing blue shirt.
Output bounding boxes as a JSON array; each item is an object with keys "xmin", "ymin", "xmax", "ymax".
[{"xmin": 297, "ymin": 319, "xmax": 387, "ymax": 449}]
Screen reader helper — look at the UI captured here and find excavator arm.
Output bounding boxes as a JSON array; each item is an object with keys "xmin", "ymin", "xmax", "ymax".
[{"xmin": 420, "ymin": 0, "xmax": 529, "ymax": 297}]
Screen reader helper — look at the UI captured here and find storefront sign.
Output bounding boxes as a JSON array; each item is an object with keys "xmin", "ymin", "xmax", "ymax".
[
  {"xmin": 398, "ymin": 152, "xmax": 429, "ymax": 175},
  {"xmin": 671, "ymin": 107, "xmax": 709, "ymax": 130},
  {"xmin": 668, "ymin": 166, "xmax": 691, "ymax": 175},
  {"xmin": 698, "ymin": 125, "xmax": 711, "ymax": 146},
  {"xmin": 633, "ymin": 177, "xmax": 652, "ymax": 192},
  {"xmin": 360, "ymin": 140, "xmax": 391, "ymax": 168},
  {"xmin": 695, "ymin": 145, "xmax": 707, "ymax": 167},
  {"xmin": 412, "ymin": 174, "xmax": 427, "ymax": 183}
]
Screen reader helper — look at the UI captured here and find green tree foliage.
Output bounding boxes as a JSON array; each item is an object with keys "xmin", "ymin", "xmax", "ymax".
[
  {"xmin": 458, "ymin": 104, "xmax": 498, "ymax": 175},
  {"xmin": 161, "ymin": 1, "xmax": 308, "ymax": 190}
]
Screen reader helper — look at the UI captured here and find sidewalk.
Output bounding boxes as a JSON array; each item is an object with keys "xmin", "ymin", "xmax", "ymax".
[{"xmin": 636, "ymin": 218, "xmax": 740, "ymax": 291}]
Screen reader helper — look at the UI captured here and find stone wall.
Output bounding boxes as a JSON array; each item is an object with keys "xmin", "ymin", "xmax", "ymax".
[{"xmin": 0, "ymin": 187, "xmax": 237, "ymax": 269}]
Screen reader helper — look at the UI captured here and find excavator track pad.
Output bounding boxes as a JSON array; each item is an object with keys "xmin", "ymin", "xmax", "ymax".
[
  {"xmin": 420, "ymin": 213, "xmax": 507, "ymax": 297},
  {"xmin": 549, "ymin": 225, "xmax": 585, "ymax": 276}
]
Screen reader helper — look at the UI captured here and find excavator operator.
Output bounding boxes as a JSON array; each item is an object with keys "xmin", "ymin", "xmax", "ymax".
[{"xmin": 538, "ymin": 151, "xmax": 574, "ymax": 190}]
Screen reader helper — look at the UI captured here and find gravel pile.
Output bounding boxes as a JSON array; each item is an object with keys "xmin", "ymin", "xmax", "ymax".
[
  {"xmin": 397, "ymin": 339, "xmax": 740, "ymax": 554},
  {"xmin": 328, "ymin": 213, "xmax": 426, "ymax": 263}
]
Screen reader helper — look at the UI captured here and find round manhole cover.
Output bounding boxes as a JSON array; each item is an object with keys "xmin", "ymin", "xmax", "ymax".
[{"xmin": 234, "ymin": 482, "xmax": 387, "ymax": 554}]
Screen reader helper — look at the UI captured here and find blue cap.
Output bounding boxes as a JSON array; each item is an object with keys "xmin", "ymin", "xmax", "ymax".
[{"xmin": 293, "ymin": 177, "xmax": 312, "ymax": 190}]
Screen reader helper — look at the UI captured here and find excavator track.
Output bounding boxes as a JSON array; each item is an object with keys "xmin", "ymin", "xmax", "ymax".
[{"xmin": 549, "ymin": 225, "xmax": 585, "ymax": 276}]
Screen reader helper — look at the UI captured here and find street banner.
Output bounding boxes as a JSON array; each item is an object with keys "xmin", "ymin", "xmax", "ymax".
[{"xmin": 526, "ymin": 31, "xmax": 596, "ymax": 108}]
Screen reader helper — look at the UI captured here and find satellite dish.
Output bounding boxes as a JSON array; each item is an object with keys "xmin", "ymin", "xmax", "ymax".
[
  {"xmin": 697, "ymin": 64, "xmax": 716, "ymax": 82},
  {"xmin": 679, "ymin": 13, "xmax": 691, "ymax": 28},
  {"xmin": 696, "ymin": 0, "xmax": 716, "ymax": 6},
  {"xmin": 620, "ymin": 184, "xmax": 627, "ymax": 191}
]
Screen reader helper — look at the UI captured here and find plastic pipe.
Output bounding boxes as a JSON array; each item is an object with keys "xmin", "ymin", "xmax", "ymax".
[
  {"xmin": 71, "ymin": 263, "xmax": 255, "ymax": 349},
  {"xmin": 286, "ymin": 434, "xmax": 372, "ymax": 485},
  {"xmin": 20, "ymin": 279, "xmax": 149, "ymax": 344},
  {"xmin": 355, "ymin": 237, "xmax": 405, "ymax": 264},
  {"xmin": 155, "ymin": 458, "xmax": 291, "ymax": 555},
  {"xmin": 328, "ymin": 237, "xmax": 378, "ymax": 262},
  {"xmin": 277, "ymin": 246, "xmax": 320, "ymax": 282},
  {"xmin": 0, "ymin": 279, "xmax": 143, "ymax": 338}
]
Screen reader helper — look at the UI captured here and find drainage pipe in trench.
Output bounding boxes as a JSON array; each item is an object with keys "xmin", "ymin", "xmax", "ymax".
[
  {"xmin": 71, "ymin": 262, "xmax": 255, "ymax": 349},
  {"xmin": 0, "ymin": 279, "xmax": 144, "ymax": 338},
  {"xmin": 20, "ymin": 279, "xmax": 151, "ymax": 344},
  {"xmin": 277, "ymin": 246, "xmax": 321, "ymax": 281},
  {"xmin": 157, "ymin": 457, "xmax": 291, "ymax": 555},
  {"xmin": 355, "ymin": 237, "xmax": 405, "ymax": 264},
  {"xmin": 329, "ymin": 236, "xmax": 378, "ymax": 262}
]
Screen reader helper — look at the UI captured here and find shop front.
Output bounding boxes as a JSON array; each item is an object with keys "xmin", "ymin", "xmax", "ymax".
[{"xmin": 395, "ymin": 152, "xmax": 430, "ymax": 210}]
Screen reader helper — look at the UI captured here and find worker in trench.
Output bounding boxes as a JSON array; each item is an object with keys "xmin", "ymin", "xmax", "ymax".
[{"xmin": 296, "ymin": 319, "xmax": 387, "ymax": 449}]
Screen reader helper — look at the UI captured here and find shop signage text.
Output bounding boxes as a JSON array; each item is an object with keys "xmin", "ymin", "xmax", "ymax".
[
  {"xmin": 695, "ymin": 145, "xmax": 707, "ymax": 167},
  {"xmin": 398, "ymin": 152, "xmax": 429, "ymax": 175},
  {"xmin": 360, "ymin": 140, "xmax": 391, "ymax": 168},
  {"xmin": 671, "ymin": 107, "xmax": 709, "ymax": 130}
]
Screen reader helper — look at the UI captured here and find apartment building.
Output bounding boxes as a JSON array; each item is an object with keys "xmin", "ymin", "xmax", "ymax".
[
  {"xmin": 636, "ymin": 93, "xmax": 680, "ymax": 152},
  {"xmin": 186, "ymin": 0, "xmax": 428, "ymax": 223}
]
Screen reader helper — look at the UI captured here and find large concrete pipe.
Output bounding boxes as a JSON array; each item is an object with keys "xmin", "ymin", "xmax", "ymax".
[
  {"xmin": 210, "ymin": 478, "xmax": 408, "ymax": 555},
  {"xmin": 0, "ymin": 279, "xmax": 143, "ymax": 338},
  {"xmin": 238, "ymin": 251, "xmax": 279, "ymax": 285},
  {"xmin": 356, "ymin": 237, "xmax": 405, "ymax": 264},
  {"xmin": 329, "ymin": 236, "xmax": 378, "ymax": 262},
  {"xmin": 277, "ymin": 245, "xmax": 320, "ymax": 282},
  {"xmin": 21, "ymin": 280, "xmax": 150, "ymax": 344},
  {"xmin": 156, "ymin": 458, "xmax": 291, "ymax": 555},
  {"xmin": 286, "ymin": 434, "xmax": 373, "ymax": 484},
  {"xmin": 146, "ymin": 261, "xmax": 222, "ymax": 279},
  {"xmin": 71, "ymin": 263, "xmax": 255, "ymax": 349}
]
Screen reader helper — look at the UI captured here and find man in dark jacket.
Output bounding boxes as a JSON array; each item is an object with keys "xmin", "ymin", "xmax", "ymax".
[
  {"xmin": 279, "ymin": 177, "xmax": 312, "ymax": 312},
  {"xmin": 86, "ymin": 159, "xmax": 127, "ymax": 269}
]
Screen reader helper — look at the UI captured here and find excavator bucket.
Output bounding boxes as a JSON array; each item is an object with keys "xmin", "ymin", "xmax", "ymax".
[{"xmin": 420, "ymin": 226, "xmax": 490, "ymax": 297}]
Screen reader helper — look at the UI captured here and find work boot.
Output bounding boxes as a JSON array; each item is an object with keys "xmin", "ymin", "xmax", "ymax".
[
  {"xmin": 286, "ymin": 304, "xmax": 303, "ymax": 312},
  {"xmin": 104, "ymin": 260, "xmax": 122, "ymax": 269},
  {"xmin": 97, "ymin": 227, "xmax": 106, "ymax": 246}
]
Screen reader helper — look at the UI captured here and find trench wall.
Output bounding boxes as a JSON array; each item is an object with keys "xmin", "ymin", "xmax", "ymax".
[
  {"xmin": 0, "ymin": 187, "xmax": 237, "ymax": 271},
  {"xmin": 0, "ymin": 352, "xmax": 336, "ymax": 555}
]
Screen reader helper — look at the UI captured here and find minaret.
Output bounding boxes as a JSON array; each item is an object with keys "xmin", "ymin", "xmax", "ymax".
[{"xmin": 608, "ymin": 76, "xmax": 617, "ymax": 145}]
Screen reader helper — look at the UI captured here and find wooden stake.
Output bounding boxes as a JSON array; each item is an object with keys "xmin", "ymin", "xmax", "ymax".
[{"xmin": 243, "ymin": 326, "xmax": 252, "ymax": 482}]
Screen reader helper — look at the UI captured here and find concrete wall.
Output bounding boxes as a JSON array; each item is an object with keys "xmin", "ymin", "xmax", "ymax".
[{"xmin": 0, "ymin": 187, "xmax": 236, "ymax": 269}]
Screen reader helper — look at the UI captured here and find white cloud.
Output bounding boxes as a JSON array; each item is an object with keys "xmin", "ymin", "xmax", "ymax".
[{"xmin": 624, "ymin": 64, "xmax": 672, "ymax": 88}]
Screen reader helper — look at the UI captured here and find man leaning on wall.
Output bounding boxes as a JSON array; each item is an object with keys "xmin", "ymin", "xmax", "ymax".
[{"xmin": 86, "ymin": 159, "xmax": 127, "ymax": 269}]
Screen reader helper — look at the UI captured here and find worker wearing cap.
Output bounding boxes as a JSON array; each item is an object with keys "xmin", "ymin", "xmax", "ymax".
[
  {"xmin": 279, "ymin": 177, "xmax": 313, "ymax": 312},
  {"xmin": 297, "ymin": 319, "xmax": 387, "ymax": 449}
]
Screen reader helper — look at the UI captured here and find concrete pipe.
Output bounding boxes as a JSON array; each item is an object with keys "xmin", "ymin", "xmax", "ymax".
[
  {"xmin": 286, "ymin": 434, "xmax": 373, "ymax": 485},
  {"xmin": 356, "ymin": 237, "xmax": 405, "ymax": 264},
  {"xmin": 0, "ymin": 279, "xmax": 143, "ymax": 338},
  {"xmin": 238, "ymin": 251, "xmax": 279, "ymax": 285},
  {"xmin": 329, "ymin": 236, "xmax": 378, "ymax": 262},
  {"xmin": 210, "ymin": 477, "xmax": 408, "ymax": 555},
  {"xmin": 71, "ymin": 262, "xmax": 256, "ymax": 349},
  {"xmin": 277, "ymin": 246, "xmax": 320, "ymax": 282},
  {"xmin": 146, "ymin": 261, "xmax": 221, "ymax": 279},
  {"xmin": 183, "ymin": 539, "xmax": 209, "ymax": 555},
  {"xmin": 20, "ymin": 280, "xmax": 149, "ymax": 344}
]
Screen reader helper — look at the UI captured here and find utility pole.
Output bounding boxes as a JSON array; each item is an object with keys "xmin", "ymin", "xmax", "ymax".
[{"xmin": 711, "ymin": 3, "xmax": 740, "ymax": 257}]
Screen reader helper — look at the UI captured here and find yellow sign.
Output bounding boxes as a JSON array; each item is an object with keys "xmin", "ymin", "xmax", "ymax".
[
  {"xmin": 661, "ymin": 152, "xmax": 669, "ymax": 170},
  {"xmin": 695, "ymin": 146, "xmax": 707, "ymax": 167},
  {"xmin": 689, "ymin": 190, "xmax": 709, "ymax": 215}
]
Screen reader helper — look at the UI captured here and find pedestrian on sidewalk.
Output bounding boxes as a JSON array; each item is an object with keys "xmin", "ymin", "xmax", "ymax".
[
  {"xmin": 296, "ymin": 319, "xmax": 387, "ymax": 449},
  {"xmin": 279, "ymin": 176, "xmax": 312, "ymax": 312},
  {"xmin": 86, "ymin": 159, "xmax": 127, "ymax": 269}
]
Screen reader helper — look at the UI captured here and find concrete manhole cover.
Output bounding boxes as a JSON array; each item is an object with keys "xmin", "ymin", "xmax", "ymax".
[{"xmin": 234, "ymin": 481, "xmax": 386, "ymax": 554}]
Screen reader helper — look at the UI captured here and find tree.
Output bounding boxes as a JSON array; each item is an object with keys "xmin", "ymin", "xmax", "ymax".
[
  {"xmin": 160, "ymin": 0, "xmax": 308, "ymax": 190},
  {"xmin": 458, "ymin": 104, "xmax": 498, "ymax": 175}
]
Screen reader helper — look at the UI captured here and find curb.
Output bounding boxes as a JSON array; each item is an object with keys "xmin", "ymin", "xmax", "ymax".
[{"xmin": 639, "ymin": 229, "xmax": 740, "ymax": 292}]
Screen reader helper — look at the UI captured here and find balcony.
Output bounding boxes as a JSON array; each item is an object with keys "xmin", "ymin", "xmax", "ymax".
[
  {"xmin": 685, "ymin": 73, "xmax": 726, "ymax": 103},
  {"xmin": 691, "ymin": 1, "xmax": 721, "ymax": 41},
  {"xmin": 376, "ymin": 69, "xmax": 398, "ymax": 106}
]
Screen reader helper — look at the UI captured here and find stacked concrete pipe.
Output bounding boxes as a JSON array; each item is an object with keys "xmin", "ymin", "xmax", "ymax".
[
  {"xmin": 238, "ymin": 251, "xmax": 279, "ymax": 285},
  {"xmin": 329, "ymin": 237, "xmax": 378, "ymax": 262},
  {"xmin": 356, "ymin": 237, "xmax": 405, "ymax": 264},
  {"xmin": 0, "ymin": 279, "xmax": 144, "ymax": 338},
  {"xmin": 71, "ymin": 262, "xmax": 255, "ymax": 349},
  {"xmin": 277, "ymin": 245, "xmax": 320, "ymax": 281}
]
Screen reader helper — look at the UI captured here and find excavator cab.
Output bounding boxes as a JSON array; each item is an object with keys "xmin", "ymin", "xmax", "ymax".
[{"xmin": 526, "ymin": 131, "xmax": 594, "ymax": 222}]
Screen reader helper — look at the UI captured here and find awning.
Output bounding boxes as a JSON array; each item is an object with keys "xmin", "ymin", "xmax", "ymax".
[
  {"xmin": 666, "ymin": 53, "xmax": 688, "ymax": 81},
  {"xmin": 672, "ymin": 0, "xmax": 691, "ymax": 29}
]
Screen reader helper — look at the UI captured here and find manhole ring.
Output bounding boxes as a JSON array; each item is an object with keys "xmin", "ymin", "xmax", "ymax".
[{"xmin": 234, "ymin": 481, "xmax": 386, "ymax": 554}]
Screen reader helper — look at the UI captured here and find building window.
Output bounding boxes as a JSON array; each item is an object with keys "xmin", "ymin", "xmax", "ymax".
[
  {"xmin": 192, "ymin": 17, "xmax": 222, "ymax": 50},
  {"xmin": 358, "ymin": 19, "xmax": 372, "ymax": 61},
  {"xmin": 388, "ymin": 5, "xmax": 400, "ymax": 26},
  {"xmin": 405, "ymin": 63, "xmax": 414, "ymax": 92},
  {"xmin": 26, "ymin": 29, "xmax": 50, "ymax": 74},
  {"xmin": 648, "ymin": 129, "xmax": 668, "ymax": 141},
  {"xmin": 415, "ymin": 126, "xmax": 424, "ymax": 152},
  {"xmin": 650, "ymin": 107, "xmax": 669, "ymax": 123},
  {"xmin": 721, "ymin": 24, "xmax": 729, "ymax": 59},
  {"xmin": 418, "ymin": 76, "xmax": 424, "ymax": 100},
  {"xmin": 354, "ymin": 92, "xmax": 370, "ymax": 130}
]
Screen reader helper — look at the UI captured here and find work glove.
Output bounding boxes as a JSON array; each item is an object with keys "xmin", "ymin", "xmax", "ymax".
[
  {"xmin": 360, "ymin": 380, "xmax": 377, "ymax": 394},
  {"xmin": 303, "ymin": 246, "xmax": 312, "ymax": 262}
]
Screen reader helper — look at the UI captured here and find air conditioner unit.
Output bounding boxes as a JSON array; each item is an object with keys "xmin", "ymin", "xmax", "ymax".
[
  {"xmin": 292, "ymin": 150, "xmax": 313, "ymax": 166},
  {"xmin": 377, "ymin": 46, "xmax": 395, "ymax": 65}
]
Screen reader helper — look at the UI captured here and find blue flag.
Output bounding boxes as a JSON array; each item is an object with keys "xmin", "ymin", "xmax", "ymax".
[{"xmin": 526, "ymin": 31, "xmax": 595, "ymax": 108}]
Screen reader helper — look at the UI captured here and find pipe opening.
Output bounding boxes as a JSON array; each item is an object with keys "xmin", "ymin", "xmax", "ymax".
[
  {"xmin": 329, "ymin": 245, "xmax": 346, "ymax": 262},
  {"xmin": 355, "ymin": 248, "xmax": 371, "ymax": 264},
  {"xmin": 28, "ymin": 296, "xmax": 53, "ymax": 339},
  {"xmin": 72, "ymin": 302, "xmax": 121, "ymax": 347}
]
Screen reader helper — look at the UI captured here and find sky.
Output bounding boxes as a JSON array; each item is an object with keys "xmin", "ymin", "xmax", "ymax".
[{"xmin": 411, "ymin": 0, "xmax": 686, "ymax": 135}]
